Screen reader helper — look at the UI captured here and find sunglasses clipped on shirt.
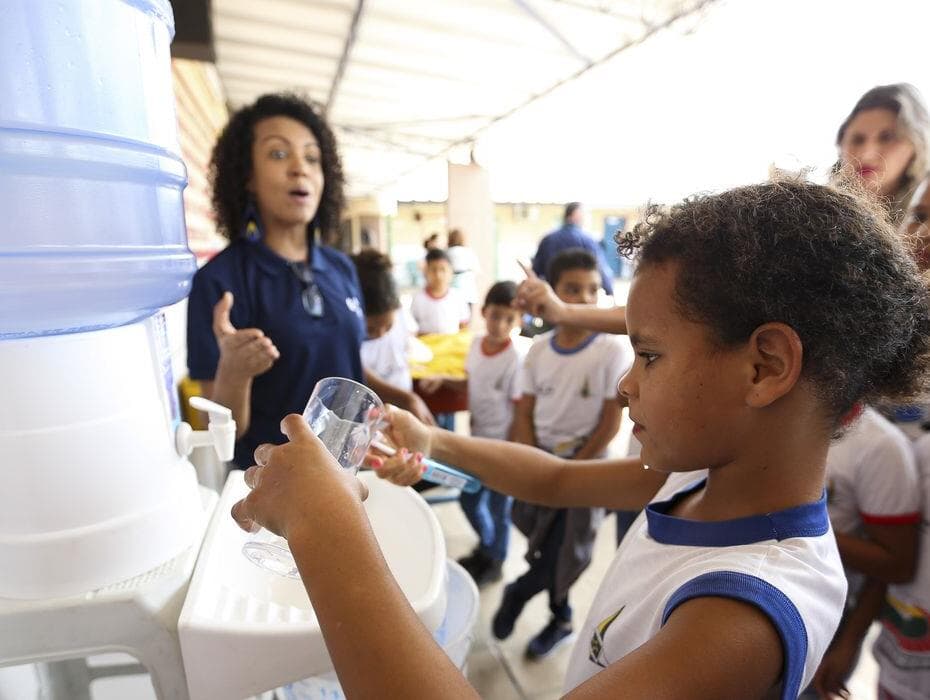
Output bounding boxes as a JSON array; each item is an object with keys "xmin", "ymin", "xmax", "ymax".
[{"xmin": 288, "ymin": 261, "xmax": 324, "ymax": 318}]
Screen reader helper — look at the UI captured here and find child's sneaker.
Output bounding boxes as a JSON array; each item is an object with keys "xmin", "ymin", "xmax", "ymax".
[
  {"xmin": 525, "ymin": 617, "xmax": 574, "ymax": 660},
  {"xmin": 456, "ymin": 547, "xmax": 482, "ymax": 572},
  {"xmin": 459, "ymin": 549, "xmax": 503, "ymax": 587},
  {"xmin": 491, "ymin": 583, "xmax": 526, "ymax": 640},
  {"xmin": 472, "ymin": 557, "xmax": 503, "ymax": 587}
]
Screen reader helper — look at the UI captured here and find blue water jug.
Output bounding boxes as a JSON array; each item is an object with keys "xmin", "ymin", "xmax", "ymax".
[{"xmin": 0, "ymin": 0, "xmax": 196, "ymax": 338}]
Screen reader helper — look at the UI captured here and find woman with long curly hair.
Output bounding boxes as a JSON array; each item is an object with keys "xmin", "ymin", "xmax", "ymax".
[{"xmin": 187, "ymin": 93, "xmax": 431, "ymax": 468}]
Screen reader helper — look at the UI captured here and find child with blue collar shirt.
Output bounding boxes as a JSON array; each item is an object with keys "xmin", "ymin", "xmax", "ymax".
[
  {"xmin": 497, "ymin": 248, "xmax": 631, "ymax": 659},
  {"xmin": 232, "ymin": 181, "xmax": 930, "ymax": 700}
]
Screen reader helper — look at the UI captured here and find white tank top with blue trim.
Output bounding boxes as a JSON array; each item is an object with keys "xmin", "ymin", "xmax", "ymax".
[{"xmin": 563, "ymin": 471, "xmax": 847, "ymax": 698}]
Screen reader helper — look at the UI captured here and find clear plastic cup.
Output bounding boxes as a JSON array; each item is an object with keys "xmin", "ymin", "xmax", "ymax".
[{"xmin": 242, "ymin": 377, "xmax": 383, "ymax": 577}]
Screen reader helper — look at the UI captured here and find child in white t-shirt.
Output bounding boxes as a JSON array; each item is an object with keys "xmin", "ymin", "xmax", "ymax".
[
  {"xmin": 361, "ymin": 306, "xmax": 417, "ymax": 392},
  {"xmin": 871, "ymin": 432, "xmax": 930, "ymax": 700},
  {"xmin": 410, "ymin": 248, "xmax": 470, "ymax": 335},
  {"xmin": 420, "ymin": 281, "xmax": 526, "ymax": 585},
  {"xmin": 351, "ymin": 249, "xmax": 434, "ymax": 425},
  {"xmin": 410, "ymin": 248, "xmax": 471, "ymax": 431},
  {"xmin": 496, "ymin": 248, "xmax": 632, "ymax": 660},
  {"xmin": 804, "ymin": 406, "xmax": 921, "ymax": 697},
  {"xmin": 824, "ymin": 407, "xmax": 920, "ymax": 597}
]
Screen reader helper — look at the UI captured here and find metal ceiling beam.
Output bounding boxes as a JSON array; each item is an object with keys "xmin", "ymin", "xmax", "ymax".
[
  {"xmin": 326, "ymin": 0, "xmax": 366, "ymax": 118},
  {"xmin": 511, "ymin": 0, "xmax": 592, "ymax": 65}
]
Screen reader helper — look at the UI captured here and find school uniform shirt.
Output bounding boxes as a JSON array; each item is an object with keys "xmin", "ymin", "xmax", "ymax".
[
  {"xmin": 360, "ymin": 308, "xmax": 417, "ymax": 392},
  {"xmin": 465, "ymin": 335, "xmax": 526, "ymax": 441},
  {"xmin": 409, "ymin": 287, "xmax": 470, "ymax": 335},
  {"xmin": 873, "ymin": 434, "xmax": 930, "ymax": 700},
  {"xmin": 187, "ymin": 239, "xmax": 365, "ymax": 467},
  {"xmin": 563, "ymin": 472, "xmax": 847, "ymax": 699},
  {"xmin": 825, "ymin": 407, "xmax": 921, "ymax": 600},
  {"xmin": 519, "ymin": 330, "xmax": 632, "ymax": 456}
]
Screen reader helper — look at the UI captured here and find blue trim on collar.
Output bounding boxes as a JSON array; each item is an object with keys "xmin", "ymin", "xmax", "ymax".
[
  {"xmin": 549, "ymin": 332, "xmax": 600, "ymax": 356},
  {"xmin": 662, "ymin": 572, "xmax": 808, "ymax": 700},
  {"xmin": 646, "ymin": 479, "xmax": 829, "ymax": 547}
]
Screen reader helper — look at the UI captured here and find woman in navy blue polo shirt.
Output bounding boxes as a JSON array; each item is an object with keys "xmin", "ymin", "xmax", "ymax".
[{"xmin": 187, "ymin": 93, "xmax": 433, "ymax": 468}]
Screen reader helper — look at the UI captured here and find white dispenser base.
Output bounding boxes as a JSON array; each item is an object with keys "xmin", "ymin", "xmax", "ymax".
[
  {"xmin": 0, "ymin": 319, "xmax": 204, "ymax": 599},
  {"xmin": 0, "ymin": 487, "xmax": 217, "ymax": 700},
  {"xmin": 179, "ymin": 471, "xmax": 448, "ymax": 700}
]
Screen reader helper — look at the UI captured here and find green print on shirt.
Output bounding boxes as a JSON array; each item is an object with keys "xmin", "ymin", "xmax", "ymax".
[{"xmin": 580, "ymin": 376, "xmax": 591, "ymax": 399}]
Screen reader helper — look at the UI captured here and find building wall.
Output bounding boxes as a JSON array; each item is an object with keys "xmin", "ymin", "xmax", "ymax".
[
  {"xmin": 171, "ymin": 58, "xmax": 228, "ymax": 262},
  {"xmin": 167, "ymin": 58, "xmax": 229, "ymax": 380}
]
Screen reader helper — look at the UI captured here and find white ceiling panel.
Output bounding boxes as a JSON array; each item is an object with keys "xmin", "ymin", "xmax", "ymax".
[{"xmin": 212, "ymin": 0, "xmax": 716, "ymax": 197}]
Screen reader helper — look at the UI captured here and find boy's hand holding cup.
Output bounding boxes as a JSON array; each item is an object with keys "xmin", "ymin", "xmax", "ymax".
[{"xmin": 231, "ymin": 414, "xmax": 369, "ymax": 539}]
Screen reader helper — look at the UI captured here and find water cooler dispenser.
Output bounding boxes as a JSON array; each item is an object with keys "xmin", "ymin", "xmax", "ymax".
[
  {"xmin": 0, "ymin": 0, "xmax": 207, "ymax": 599},
  {"xmin": 0, "ymin": 2, "xmax": 454, "ymax": 698}
]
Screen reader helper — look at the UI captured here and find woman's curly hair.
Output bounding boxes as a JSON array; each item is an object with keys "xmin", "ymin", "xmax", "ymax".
[
  {"xmin": 617, "ymin": 180, "xmax": 930, "ymax": 422},
  {"xmin": 209, "ymin": 93, "xmax": 345, "ymax": 243}
]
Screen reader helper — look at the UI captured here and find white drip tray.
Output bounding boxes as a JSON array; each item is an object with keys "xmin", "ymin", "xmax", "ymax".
[{"xmin": 178, "ymin": 471, "xmax": 447, "ymax": 700}]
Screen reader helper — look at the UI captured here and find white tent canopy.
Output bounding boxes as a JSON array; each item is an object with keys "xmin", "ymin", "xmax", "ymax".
[{"xmin": 211, "ymin": 0, "xmax": 930, "ymax": 205}]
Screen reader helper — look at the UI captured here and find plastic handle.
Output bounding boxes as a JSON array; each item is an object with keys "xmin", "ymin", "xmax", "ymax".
[
  {"xmin": 371, "ymin": 440, "xmax": 481, "ymax": 493},
  {"xmin": 176, "ymin": 396, "xmax": 236, "ymax": 462},
  {"xmin": 189, "ymin": 396, "xmax": 232, "ymax": 422}
]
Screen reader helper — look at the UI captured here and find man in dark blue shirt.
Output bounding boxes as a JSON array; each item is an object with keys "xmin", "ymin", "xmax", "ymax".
[{"xmin": 531, "ymin": 203, "xmax": 615, "ymax": 296}]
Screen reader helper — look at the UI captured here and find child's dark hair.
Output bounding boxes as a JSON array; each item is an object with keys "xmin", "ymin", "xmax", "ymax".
[
  {"xmin": 351, "ymin": 249, "xmax": 399, "ymax": 316},
  {"xmin": 547, "ymin": 248, "xmax": 598, "ymax": 288},
  {"xmin": 210, "ymin": 93, "xmax": 344, "ymax": 243},
  {"xmin": 425, "ymin": 248, "xmax": 452, "ymax": 266},
  {"xmin": 483, "ymin": 281, "xmax": 517, "ymax": 308},
  {"xmin": 617, "ymin": 180, "xmax": 930, "ymax": 421}
]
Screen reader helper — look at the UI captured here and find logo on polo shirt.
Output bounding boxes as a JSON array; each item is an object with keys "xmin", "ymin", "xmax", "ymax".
[
  {"xmin": 589, "ymin": 606, "xmax": 625, "ymax": 668},
  {"xmin": 345, "ymin": 296, "xmax": 363, "ymax": 318}
]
